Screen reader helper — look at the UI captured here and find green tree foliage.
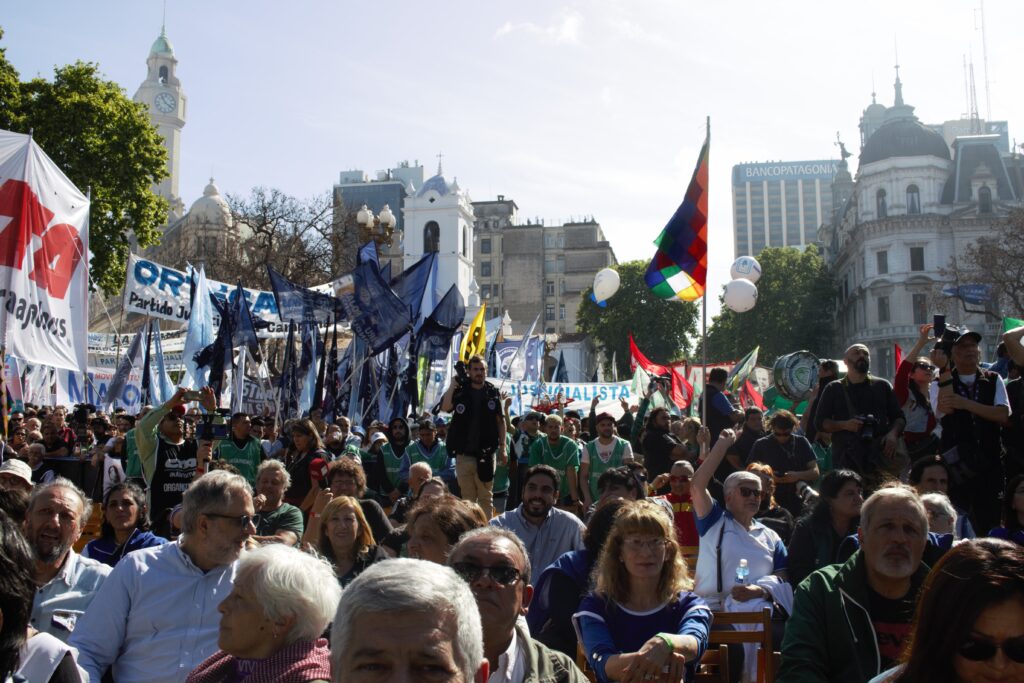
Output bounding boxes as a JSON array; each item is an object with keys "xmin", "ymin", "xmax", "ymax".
[
  {"xmin": 706, "ymin": 245, "xmax": 836, "ymax": 365},
  {"xmin": 577, "ymin": 259, "xmax": 699, "ymax": 378},
  {"xmin": 0, "ymin": 32, "xmax": 168, "ymax": 294}
]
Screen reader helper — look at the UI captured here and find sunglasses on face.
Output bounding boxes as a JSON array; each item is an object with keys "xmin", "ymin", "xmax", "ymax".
[
  {"xmin": 958, "ymin": 635, "xmax": 1024, "ymax": 663},
  {"xmin": 451, "ymin": 562, "xmax": 523, "ymax": 586},
  {"xmin": 915, "ymin": 363, "xmax": 936, "ymax": 372},
  {"xmin": 737, "ymin": 486, "xmax": 762, "ymax": 499},
  {"xmin": 204, "ymin": 513, "xmax": 255, "ymax": 529}
]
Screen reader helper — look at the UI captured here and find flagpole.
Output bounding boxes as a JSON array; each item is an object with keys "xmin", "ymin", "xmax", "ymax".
[{"xmin": 701, "ymin": 115, "xmax": 710, "ymax": 430}]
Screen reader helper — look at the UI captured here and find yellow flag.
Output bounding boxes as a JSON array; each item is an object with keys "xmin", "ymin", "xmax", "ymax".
[{"xmin": 460, "ymin": 303, "xmax": 487, "ymax": 362}]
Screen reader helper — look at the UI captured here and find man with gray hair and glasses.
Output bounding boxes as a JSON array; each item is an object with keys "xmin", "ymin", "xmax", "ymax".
[
  {"xmin": 332, "ymin": 557, "xmax": 490, "ymax": 683},
  {"xmin": 448, "ymin": 527, "xmax": 589, "ymax": 683},
  {"xmin": 779, "ymin": 485, "xmax": 930, "ymax": 683},
  {"xmin": 26, "ymin": 477, "xmax": 110, "ymax": 642},
  {"xmin": 71, "ymin": 470, "xmax": 256, "ymax": 683}
]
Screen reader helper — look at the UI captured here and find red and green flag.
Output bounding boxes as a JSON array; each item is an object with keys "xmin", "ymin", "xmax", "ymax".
[{"xmin": 645, "ymin": 131, "xmax": 709, "ymax": 301}]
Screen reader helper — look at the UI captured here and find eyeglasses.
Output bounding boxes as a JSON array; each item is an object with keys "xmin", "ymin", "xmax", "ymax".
[
  {"xmin": 958, "ymin": 636, "xmax": 1024, "ymax": 663},
  {"xmin": 622, "ymin": 538, "xmax": 670, "ymax": 553},
  {"xmin": 452, "ymin": 562, "xmax": 523, "ymax": 586},
  {"xmin": 737, "ymin": 486, "xmax": 762, "ymax": 498},
  {"xmin": 914, "ymin": 363, "xmax": 936, "ymax": 372},
  {"xmin": 669, "ymin": 475, "xmax": 691, "ymax": 483},
  {"xmin": 203, "ymin": 513, "xmax": 255, "ymax": 529}
]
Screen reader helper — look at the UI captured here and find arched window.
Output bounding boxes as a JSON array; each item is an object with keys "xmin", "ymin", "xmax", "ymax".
[
  {"xmin": 462, "ymin": 226, "xmax": 469, "ymax": 257},
  {"xmin": 979, "ymin": 185, "xmax": 993, "ymax": 214},
  {"xmin": 423, "ymin": 221, "xmax": 439, "ymax": 253},
  {"xmin": 159, "ymin": 65, "xmax": 169, "ymax": 82},
  {"xmin": 906, "ymin": 185, "xmax": 920, "ymax": 215},
  {"xmin": 876, "ymin": 189, "xmax": 887, "ymax": 218}
]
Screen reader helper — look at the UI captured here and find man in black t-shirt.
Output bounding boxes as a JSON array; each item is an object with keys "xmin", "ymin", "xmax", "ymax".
[
  {"xmin": 815, "ymin": 344, "xmax": 905, "ymax": 490},
  {"xmin": 745, "ymin": 410, "xmax": 819, "ymax": 516}
]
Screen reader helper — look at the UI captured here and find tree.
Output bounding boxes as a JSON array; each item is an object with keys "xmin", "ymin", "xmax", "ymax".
[
  {"xmin": 576, "ymin": 259, "xmax": 700, "ymax": 378},
  {"xmin": 941, "ymin": 209, "xmax": 1024, "ymax": 319},
  {"xmin": 0, "ymin": 32, "xmax": 168, "ymax": 294},
  {"xmin": 706, "ymin": 245, "xmax": 835, "ymax": 365}
]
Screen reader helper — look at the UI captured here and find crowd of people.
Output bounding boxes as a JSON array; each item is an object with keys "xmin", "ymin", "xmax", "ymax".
[{"xmin": 1, "ymin": 328, "xmax": 1024, "ymax": 683}]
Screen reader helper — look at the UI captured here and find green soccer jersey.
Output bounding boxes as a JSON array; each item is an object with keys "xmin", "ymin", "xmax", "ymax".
[{"xmin": 528, "ymin": 435, "xmax": 580, "ymax": 499}]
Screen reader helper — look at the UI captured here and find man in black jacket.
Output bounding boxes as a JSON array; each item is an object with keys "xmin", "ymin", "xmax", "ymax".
[{"xmin": 442, "ymin": 355, "xmax": 507, "ymax": 517}]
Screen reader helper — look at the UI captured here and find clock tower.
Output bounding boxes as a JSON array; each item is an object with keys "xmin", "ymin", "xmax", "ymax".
[{"xmin": 133, "ymin": 26, "xmax": 187, "ymax": 219}]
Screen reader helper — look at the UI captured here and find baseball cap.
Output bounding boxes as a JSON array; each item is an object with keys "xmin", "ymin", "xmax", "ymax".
[
  {"xmin": 0, "ymin": 459, "xmax": 33, "ymax": 487},
  {"xmin": 953, "ymin": 328, "xmax": 983, "ymax": 345},
  {"xmin": 525, "ymin": 411, "xmax": 545, "ymax": 422},
  {"xmin": 369, "ymin": 432, "xmax": 387, "ymax": 445},
  {"xmin": 351, "ymin": 426, "xmax": 366, "ymax": 437},
  {"xmin": 595, "ymin": 412, "xmax": 616, "ymax": 424}
]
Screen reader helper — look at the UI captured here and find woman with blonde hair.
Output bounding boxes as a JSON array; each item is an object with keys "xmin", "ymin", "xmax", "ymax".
[
  {"xmin": 315, "ymin": 495, "xmax": 388, "ymax": 586},
  {"xmin": 574, "ymin": 500, "xmax": 711, "ymax": 683}
]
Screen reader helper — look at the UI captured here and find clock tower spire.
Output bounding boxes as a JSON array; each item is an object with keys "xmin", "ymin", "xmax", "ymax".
[{"xmin": 134, "ymin": 26, "xmax": 187, "ymax": 220}]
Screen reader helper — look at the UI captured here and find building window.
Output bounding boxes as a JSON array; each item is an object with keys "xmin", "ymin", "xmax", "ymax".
[
  {"xmin": 545, "ymin": 281, "xmax": 554, "ymax": 296},
  {"xmin": 481, "ymin": 262, "xmax": 491, "ymax": 277},
  {"xmin": 906, "ymin": 185, "xmax": 920, "ymax": 215},
  {"xmin": 462, "ymin": 226, "xmax": 469, "ymax": 258},
  {"xmin": 559, "ymin": 304, "xmax": 566, "ymax": 320},
  {"xmin": 876, "ymin": 189, "xmax": 887, "ymax": 218},
  {"xmin": 877, "ymin": 296, "xmax": 890, "ymax": 323},
  {"xmin": 481, "ymin": 238, "xmax": 491, "ymax": 254},
  {"xmin": 424, "ymin": 221, "xmax": 440, "ymax": 253},
  {"xmin": 912, "ymin": 293, "xmax": 928, "ymax": 325},
  {"xmin": 910, "ymin": 246, "xmax": 925, "ymax": 271},
  {"xmin": 979, "ymin": 185, "xmax": 993, "ymax": 213},
  {"xmin": 159, "ymin": 65, "xmax": 168, "ymax": 82},
  {"xmin": 481, "ymin": 285, "xmax": 491, "ymax": 299},
  {"xmin": 876, "ymin": 250, "xmax": 888, "ymax": 275},
  {"xmin": 545, "ymin": 304, "xmax": 555, "ymax": 321}
]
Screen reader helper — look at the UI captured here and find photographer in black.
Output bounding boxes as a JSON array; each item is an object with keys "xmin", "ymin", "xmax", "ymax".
[
  {"xmin": 930, "ymin": 327, "xmax": 1009, "ymax": 533},
  {"xmin": 814, "ymin": 343, "xmax": 905, "ymax": 491},
  {"xmin": 440, "ymin": 354, "xmax": 507, "ymax": 518}
]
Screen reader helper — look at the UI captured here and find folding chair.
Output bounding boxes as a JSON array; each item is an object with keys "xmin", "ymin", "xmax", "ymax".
[
  {"xmin": 695, "ymin": 643, "xmax": 731, "ymax": 683},
  {"xmin": 575, "ymin": 641, "xmax": 597, "ymax": 683},
  {"xmin": 709, "ymin": 606, "xmax": 775, "ymax": 683}
]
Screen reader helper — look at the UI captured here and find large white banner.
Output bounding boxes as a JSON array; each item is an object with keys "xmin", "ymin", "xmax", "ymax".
[
  {"xmin": 0, "ymin": 130, "xmax": 89, "ymax": 372},
  {"xmin": 495, "ymin": 380, "xmax": 636, "ymax": 417},
  {"xmin": 122, "ymin": 254, "xmax": 336, "ymax": 338}
]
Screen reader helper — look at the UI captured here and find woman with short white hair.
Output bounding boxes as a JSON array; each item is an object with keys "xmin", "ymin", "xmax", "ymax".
[
  {"xmin": 186, "ymin": 544, "xmax": 340, "ymax": 683},
  {"xmin": 920, "ymin": 492, "xmax": 959, "ymax": 537}
]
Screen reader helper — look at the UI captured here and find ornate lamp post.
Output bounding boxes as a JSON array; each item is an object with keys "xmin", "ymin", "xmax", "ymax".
[{"xmin": 355, "ymin": 204, "xmax": 397, "ymax": 251}]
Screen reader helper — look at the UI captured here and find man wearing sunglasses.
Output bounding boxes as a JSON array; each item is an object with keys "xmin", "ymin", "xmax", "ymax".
[
  {"xmin": 448, "ymin": 527, "xmax": 588, "ymax": 683},
  {"xmin": 779, "ymin": 486, "xmax": 929, "ymax": 682},
  {"xmin": 72, "ymin": 470, "xmax": 255, "ymax": 683},
  {"xmin": 650, "ymin": 460, "xmax": 699, "ymax": 556}
]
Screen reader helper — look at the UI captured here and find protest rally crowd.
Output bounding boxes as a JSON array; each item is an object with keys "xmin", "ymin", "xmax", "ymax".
[{"xmin": 2, "ymin": 319, "xmax": 1024, "ymax": 683}]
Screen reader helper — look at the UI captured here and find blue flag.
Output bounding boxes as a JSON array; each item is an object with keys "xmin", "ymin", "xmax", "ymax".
[
  {"xmin": 524, "ymin": 336, "xmax": 544, "ymax": 382},
  {"xmin": 358, "ymin": 241, "xmax": 379, "ymax": 267},
  {"xmin": 553, "ymin": 350, "xmax": 569, "ymax": 383},
  {"xmin": 390, "ymin": 252, "xmax": 437, "ymax": 324},
  {"xmin": 183, "ymin": 266, "xmax": 215, "ymax": 389},
  {"xmin": 336, "ymin": 262, "xmax": 413, "ymax": 356},
  {"xmin": 380, "ymin": 261, "xmax": 392, "ymax": 283},
  {"xmin": 230, "ymin": 283, "xmax": 264, "ymax": 364},
  {"xmin": 107, "ymin": 326, "xmax": 145, "ymax": 410},
  {"xmin": 298, "ymin": 321, "xmax": 319, "ymax": 416},
  {"xmin": 148, "ymin": 319, "xmax": 174, "ymax": 404},
  {"xmin": 268, "ymin": 265, "xmax": 345, "ymax": 324},
  {"xmin": 277, "ymin": 322, "xmax": 300, "ymax": 422},
  {"xmin": 408, "ymin": 284, "xmax": 465, "ymax": 414}
]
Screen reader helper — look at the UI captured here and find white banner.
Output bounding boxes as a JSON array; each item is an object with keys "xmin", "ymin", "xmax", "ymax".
[
  {"xmin": 122, "ymin": 254, "xmax": 336, "ymax": 338},
  {"xmin": 0, "ymin": 130, "xmax": 89, "ymax": 372},
  {"xmin": 493, "ymin": 379, "xmax": 636, "ymax": 417},
  {"xmin": 53, "ymin": 366, "xmax": 144, "ymax": 411}
]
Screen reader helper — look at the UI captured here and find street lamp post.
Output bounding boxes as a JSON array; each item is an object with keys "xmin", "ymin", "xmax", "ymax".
[{"xmin": 355, "ymin": 204, "xmax": 397, "ymax": 256}]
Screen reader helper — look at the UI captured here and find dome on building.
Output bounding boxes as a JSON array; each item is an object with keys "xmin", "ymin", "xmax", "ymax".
[
  {"xmin": 150, "ymin": 29, "xmax": 174, "ymax": 55},
  {"xmin": 417, "ymin": 173, "xmax": 451, "ymax": 197},
  {"xmin": 860, "ymin": 118, "xmax": 951, "ymax": 166},
  {"xmin": 187, "ymin": 178, "xmax": 232, "ymax": 227}
]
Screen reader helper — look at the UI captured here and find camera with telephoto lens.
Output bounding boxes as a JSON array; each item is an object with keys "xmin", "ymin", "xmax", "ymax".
[
  {"xmin": 856, "ymin": 414, "xmax": 877, "ymax": 441},
  {"xmin": 453, "ymin": 360, "xmax": 469, "ymax": 386},
  {"xmin": 933, "ymin": 325, "xmax": 962, "ymax": 356}
]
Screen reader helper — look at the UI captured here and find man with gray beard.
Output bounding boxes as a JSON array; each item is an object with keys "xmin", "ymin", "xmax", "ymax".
[{"xmin": 26, "ymin": 477, "xmax": 110, "ymax": 642}]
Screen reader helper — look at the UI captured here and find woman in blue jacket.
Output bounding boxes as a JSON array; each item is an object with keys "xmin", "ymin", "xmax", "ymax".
[{"xmin": 83, "ymin": 481, "xmax": 166, "ymax": 566}]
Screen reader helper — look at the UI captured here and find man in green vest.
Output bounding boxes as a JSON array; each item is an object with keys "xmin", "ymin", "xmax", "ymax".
[
  {"xmin": 406, "ymin": 419, "xmax": 456, "ymax": 488},
  {"xmin": 213, "ymin": 412, "xmax": 264, "ymax": 485},
  {"xmin": 374, "ymin": 431, "xmax": 410, "ymax": 504},
  {"xmin": 528, "ymin": 414, "xmax": 581, "ymax": 512},
  {"xmin": 579, "ymin": 412, "xmax": 634, "ymax": 508},
  {"xmin": 123, "ymin": 406, "xmax": 151, "ymax": 482}
]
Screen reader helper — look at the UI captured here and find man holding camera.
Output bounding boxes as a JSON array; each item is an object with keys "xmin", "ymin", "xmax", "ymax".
[
  {"xmin": 815, "ymin": 344, "xmax": 905, "ymax": 490},
  {"xmin": 930, "ymin": 327, "xmax": 1009, "ymax": 533},
  {"xmin": 441, "ymin": 355, "xmax": 507, "ymax": 518}
]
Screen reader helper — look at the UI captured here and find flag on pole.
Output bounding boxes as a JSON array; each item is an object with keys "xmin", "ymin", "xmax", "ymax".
[
  {"xmin": 460, "ymin": 303, "xmax": 487, "ymax": 362},
  {"xmin": 106, "ymin": 327, "xmax": 145, "ymax": 410},
  {"xmin": 183, "ymin": 266, "xmax": 215, "ymax": 389},
  {"xmin": 553, "ymin": 351, "xmax": 568, "ymax": 383},
  {"xmin": 894, "ymin": 343, "xmax": 904, "ymax": 371},
  {"xmin": 358, "ymin": 240, "xmax": 379, "ymax": 267},
  {"xmin": 644, "ymin": 131, "xmax": 709, "ymax": 302},
  {"xmin": 231, "ymin": 283, "xmax": 264, "ymax": 364},
  {"xmin": 509, "ymin": 312, "xmax": 541, "ymax": 381},
  {"xmin": 148, "ymin": 319, "xmax": 174, "ymax": 404},
  {"xmin": 725, "ymin": 346, "xmax": 759, "ymax": 395}
]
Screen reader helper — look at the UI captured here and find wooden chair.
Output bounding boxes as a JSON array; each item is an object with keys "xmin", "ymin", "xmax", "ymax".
[
  {"xmin": 73, "ymin": 502, "xmax": 104, "ymax": 552},
  {"xmin": 709, "ymin": 607, "xmax": 775, "ymax": 683},
  {"xmin": 576, "ymin": 642, "xmax": 597, "ymax": 683},
  {"xmin": 695, "ymin": 644, "xmax": 730, "ymax": 683}
]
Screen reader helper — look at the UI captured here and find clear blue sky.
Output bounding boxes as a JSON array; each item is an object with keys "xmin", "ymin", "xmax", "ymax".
[{"xmin": 5, "ymin": 1, "xmax": 1024, "ymax": 321}]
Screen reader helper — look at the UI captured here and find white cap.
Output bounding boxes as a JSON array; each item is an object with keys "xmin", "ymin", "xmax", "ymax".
[
  {"xmin": 369, "ymin": 432, "xmax": 387, "ymax": 445},
  {"xmin": 0, "ymin": 459, "xmax": 33, "ymax": 487}
]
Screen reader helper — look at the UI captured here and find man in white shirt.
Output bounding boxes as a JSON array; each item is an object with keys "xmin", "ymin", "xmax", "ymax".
[
  {"xmin": 70, "ymin": 470, "xmax": 255, "ymax": 683},
  {"xmin": 448, "ymin": 527, "xmax": 588, "ymax": 683}
]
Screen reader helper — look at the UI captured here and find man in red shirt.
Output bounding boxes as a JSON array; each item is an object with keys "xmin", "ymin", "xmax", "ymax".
[{"xmin": 651, "ymin": 459, "xmax": 698, "ymax": 559}]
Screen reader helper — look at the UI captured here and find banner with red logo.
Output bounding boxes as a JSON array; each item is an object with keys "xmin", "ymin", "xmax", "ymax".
[{"xmin": 0, "ymin": 130, "xmax": 90, "ymax": 373}]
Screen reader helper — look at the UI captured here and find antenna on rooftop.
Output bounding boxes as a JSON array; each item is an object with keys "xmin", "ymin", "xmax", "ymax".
[
  {"xmin": 975, "ymin": 0, "xmax": 993, "ymax": 121},
  {"xmin": 969, "ymin": 56, "xmax": 981, "ymax": 134}
]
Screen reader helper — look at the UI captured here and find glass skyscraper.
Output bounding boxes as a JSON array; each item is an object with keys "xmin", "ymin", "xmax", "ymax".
[{"xmin": 731, "ymin": 160, "xmax": 838, "ymax": 257}]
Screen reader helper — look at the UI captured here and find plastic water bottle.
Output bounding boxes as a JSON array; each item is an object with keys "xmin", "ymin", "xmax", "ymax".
[{"xmin": 735, "ymin": 558, "xmax": 749, "ymax": 585}]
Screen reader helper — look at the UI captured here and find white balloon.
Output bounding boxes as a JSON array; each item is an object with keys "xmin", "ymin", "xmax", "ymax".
[
  {"xmin": 724, "ymin": 278, "xmax": 758, "ymax": 313},
  {"xmin": 592, "ymin": 268, "xmax": 621, "ymax": 302},
  {"xmin": 730, "ymin": 256, "xmax": 762, "ymax": 284}
]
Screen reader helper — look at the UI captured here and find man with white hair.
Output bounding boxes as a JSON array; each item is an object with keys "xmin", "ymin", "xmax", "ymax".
[
  {"xmin": 71, "ymin": 470, "xmax": 256, "ymax": 683},
  {"xmin": 332, "ymin": 557, "xmax": 489, "ymax": 683},
  {"xmin": 251, "ymin": 459, "xmax": 303, "ymax": 546},
  {"xmin": 778, "ymin": 485, "xmax": 930, "ymax": 683},
  {"xmin": 25, "ymin": 478, "xmax": 110, "ymax": 642}
]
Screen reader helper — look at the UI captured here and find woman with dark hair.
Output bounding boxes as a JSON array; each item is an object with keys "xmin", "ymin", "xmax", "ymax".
[
  {"xmin": 989, "ymin": 474, "xmax": 1024, "ymax": 545},
  {"xmin": 893, "ymin": 324, "xmax": 939, "ymax": 459},
  {"xmin": 282, "ymin": 419, "xmax": 330, "ymax": 512},
  {"xmin": 746, "ymin": 462, "xmax": 796, "ymax": 544},
  {"xmin": 82, "ymin": 482, "xmax": 167, "ymax": 566},
  {"xmin": 405, "ymin": 494, "xmax": 487, "ymax": 564},
  {"xmin": 528, "ymin": 499, "xmax": 627, "ymax": 658},
  {"xmin": 574, "ymin": 500, "xmax": 711, "ymax": 683},
  {"xmin": 868, "ymin": 538, "xmax": 1024, "ymax": 682},
  {"xmin": 786, "ymin": 469, "xmax": 863, "ymax": 586}
]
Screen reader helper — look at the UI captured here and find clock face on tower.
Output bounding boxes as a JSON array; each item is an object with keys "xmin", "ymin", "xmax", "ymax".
[{"xmin": 154, "ymin": 92, "xmax": 176, "ymax": 114}]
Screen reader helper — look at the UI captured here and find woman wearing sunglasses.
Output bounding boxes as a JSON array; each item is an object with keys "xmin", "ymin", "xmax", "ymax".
[
  {"xmin": 574, "ymin": 500, "xmax": 711, "ymax": 683},
  {"xmin": 868, "ymin": 538, "xmax": 1024, "ymax": 682},
  {"xmin": 893, "ymin": 323, "xmax": 939, "ymax": 459}
]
